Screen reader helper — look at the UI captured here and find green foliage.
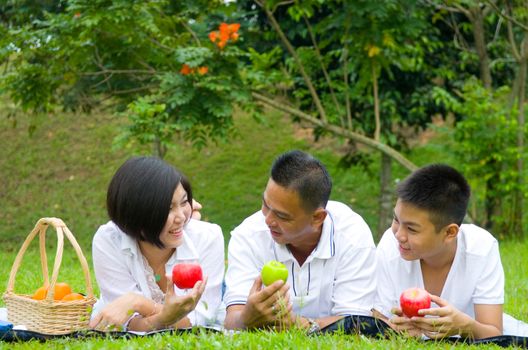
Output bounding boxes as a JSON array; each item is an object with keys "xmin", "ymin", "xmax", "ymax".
[
  {"xmin": 431, "ymin": 78, "xmax": 526, "ymax": 232},
  {"xmin": 0, "ymin": 0, "xmax": 252, "ymax": 153}
]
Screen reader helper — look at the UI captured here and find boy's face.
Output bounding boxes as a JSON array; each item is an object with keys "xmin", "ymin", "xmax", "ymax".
[{"xmin": 391, "ymin": 199, "xmax": 451, "ymax": 261}]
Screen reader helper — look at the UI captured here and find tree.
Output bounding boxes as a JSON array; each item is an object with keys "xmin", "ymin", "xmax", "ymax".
[
  {"xmin": 0, "ymin": 0, "xmax": 253, "ymax": 158},
  {"xmin": 427, "ymin": 0, "xmax": 528, "ymax": 237}
]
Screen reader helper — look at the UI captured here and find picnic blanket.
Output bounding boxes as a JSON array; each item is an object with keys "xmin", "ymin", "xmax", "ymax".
[
  {"xmin": 320, "ymin": 315, "xmax": 528, "ymax": 348},
  {"xmin": 1, "ymin": 314, "xmax": 527, "ymax": 347}
]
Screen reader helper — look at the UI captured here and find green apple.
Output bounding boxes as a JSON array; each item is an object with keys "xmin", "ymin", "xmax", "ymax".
[{"xmin": 261, "ymin": 260, "xmax": 288, "ymax": 286}]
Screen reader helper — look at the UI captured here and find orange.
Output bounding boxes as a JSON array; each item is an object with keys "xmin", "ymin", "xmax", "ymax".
[
  {"xmin": 32, "ymin": 286, "xmax": 48, "ymax": 300},
  {"xmin": 52, "ymin": 282, "xmax": 72, "ymax": 300},
  {"xmin": 31, "ymin": 282, "xmax": 72, "ymax": 301},
  {"xmin": 61, "ymin": 292, "xmax": 85, "ymax": 301}
]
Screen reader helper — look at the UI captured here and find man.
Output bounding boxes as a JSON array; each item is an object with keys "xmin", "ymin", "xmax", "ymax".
[
  {"xmin": 224, "ymin": 150, "xmax": 376, "ymax": 332},
  {"xmin": 374, "ymin": 164, "xmax": 504, "ymax": 339}
]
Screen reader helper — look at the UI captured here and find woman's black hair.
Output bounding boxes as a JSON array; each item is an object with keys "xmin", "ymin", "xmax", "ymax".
[{"xmin": 106, "ymin": 156, "xmax": 193, "ymax": 248}]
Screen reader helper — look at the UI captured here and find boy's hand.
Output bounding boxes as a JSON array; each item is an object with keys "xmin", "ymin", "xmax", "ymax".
[
  {"xmin": 410, "ymin": 294, "xmax": 472, "ymax": 339},
  {"xmin": 389, "ymin": 307, "xmax": 423, "ymax": 337}
]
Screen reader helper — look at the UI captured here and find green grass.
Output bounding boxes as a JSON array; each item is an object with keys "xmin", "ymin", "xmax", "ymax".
[{"xmin": 0, "ymin": 106, "xmax": 527, "ymax": 348}]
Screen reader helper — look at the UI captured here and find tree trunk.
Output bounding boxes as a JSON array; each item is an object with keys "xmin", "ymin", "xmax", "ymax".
[
  {"xmin": 153, "ymin": 137, "xmax": 166, "ymax": 159},
  {"xmin": 469, "ymin": 6, "xmax": 493, "ymax": 90},
  {"xmin": 484, "ymin": 169, "xmax": 502, "ymax": 231},
  {"xmin": 377, "ymin": 153, "xmax": 393, "ymax": 241},
  {"xmin": 469, "ymin": 5, "xmax": 498, "ymax": 228},
  {"xmin": 511, "ymin": 38, "xmax": 527, "ymax": 239}
]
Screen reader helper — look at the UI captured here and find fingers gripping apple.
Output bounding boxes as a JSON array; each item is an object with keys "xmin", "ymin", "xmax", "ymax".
[
  {"xmin": 399, "ymin": 287, "xmax": 431, "ymax": 318},
  {"xmin": 172, "ymin": 263, "xmax": 203, "ymax": 289},
  {"xmin": 260, "ymin": 260, "xmax": 288, "ymax": 286}
]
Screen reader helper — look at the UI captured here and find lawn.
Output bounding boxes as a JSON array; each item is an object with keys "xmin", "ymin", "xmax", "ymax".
[{"xmin": 0, "ymin": 106, "xmax": 526, "ymax": 348}]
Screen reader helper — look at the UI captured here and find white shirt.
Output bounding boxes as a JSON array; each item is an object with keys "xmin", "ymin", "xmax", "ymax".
[
  {"xmin": 92, "ymin": 219, "xmax": 225, "ymax": 326},
  {"xmin": 224, "ymin": 200, "xmax": 377, "ymax": 318},
  {"xmin": 374, "ymin": 224, "xmax": 504, "ymax": 318}
]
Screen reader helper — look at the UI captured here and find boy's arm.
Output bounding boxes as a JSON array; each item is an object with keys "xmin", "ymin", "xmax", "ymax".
[{"xmin": 411, "ymin": 295, "xmax": 502, "ymax": 339}]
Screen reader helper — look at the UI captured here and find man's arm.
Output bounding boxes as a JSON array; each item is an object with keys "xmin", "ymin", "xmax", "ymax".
[{"xmin": 224, "ymin": 277, "xmax": 291, "ymax": 330}]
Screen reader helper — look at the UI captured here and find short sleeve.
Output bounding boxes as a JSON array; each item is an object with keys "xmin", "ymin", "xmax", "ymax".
[
  {"xmin": 473, "ymin": 241, "xmax": 504, "ymax": 305},
  {"xmin": 223, "ymin": 227, "xmax": 261, "ymax": 307}
]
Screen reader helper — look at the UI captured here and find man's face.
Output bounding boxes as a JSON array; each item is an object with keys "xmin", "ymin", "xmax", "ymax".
[
  {"xmin": 391, "ymin": 199, "xmax": 450, "ymax": 261},
  {"xmin": 261, "ymin": 179, "xmax": 318, "ymax": 247}
]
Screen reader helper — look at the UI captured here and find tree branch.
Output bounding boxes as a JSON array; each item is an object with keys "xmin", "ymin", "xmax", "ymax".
[
  {"xmin": 505, "ymin": 1, "xmax": 522, "ymax": 61},
  {"xmin": 424, "ymin": 0, "xmax": 471, "ymax": 18},
  {"xmin": 256, "ymin": 1, "xmax": 328, "ymax": 123},
  {"xmin": 483, "ymin": 0, "xmax": 528, "ymax": 32},
  {"xmin": 82, "ymin": 69, "xmax": 157, "ymax": 76},
  {"xmin": 252, "ymin": 92, "xmax": 417, "ymax": 171},
  {"xmin": 302, "ymin": 14, "xmax": 342, "ymax": 124}
]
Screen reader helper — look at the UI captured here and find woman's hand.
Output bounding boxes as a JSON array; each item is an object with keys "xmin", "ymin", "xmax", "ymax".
[
  {"xmin": 89, "ymin": 292, "xmax": 147, "ymax": 331},
  {"xmin": 151, "ymin": 275, "xmax": 208, "ymax": 329}
]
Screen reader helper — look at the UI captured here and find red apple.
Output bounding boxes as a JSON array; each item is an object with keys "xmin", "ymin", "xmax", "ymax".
[
  {"xmin": 399, "ymin": 287, "xmax": 431, "ymax": 318},
  {"xmin": 172, "ymin": 263, "xmax": 203, "ymax": 289}
]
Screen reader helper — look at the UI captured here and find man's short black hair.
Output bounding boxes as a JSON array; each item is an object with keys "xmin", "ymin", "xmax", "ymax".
[
  {"xmin": 396, "ymin": 163, "xmax": 470, "ymax": 231},
  {"xmin": 106, "ymin": 156, "xmax": 193, "ymax": 248},
  {"xmin": 270, "ymin": 150, "xmax": 332, "ymax": 212}
]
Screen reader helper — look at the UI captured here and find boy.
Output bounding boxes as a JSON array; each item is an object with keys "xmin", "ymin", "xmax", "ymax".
[{"xmin": 375, "ymin": 164, "xmax": 503, "ymax": 339}]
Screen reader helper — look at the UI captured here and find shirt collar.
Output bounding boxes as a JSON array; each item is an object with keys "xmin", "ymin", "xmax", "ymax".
[
  {"xmin": 311, "ymin": 210, "xmax": 335, "ymax": 259},
  {"xmin": 272, "ymin": 210, "xmax": 335, "ymax": 262}
]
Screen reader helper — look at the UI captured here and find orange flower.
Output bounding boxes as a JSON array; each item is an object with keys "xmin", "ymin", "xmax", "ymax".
[
  {"xmin": 219, "ymin": 28, "xmax": 230, "ymax": 43},
  {"xmin": 209, "ymin": 31, "xmax": 219, "ymax": 43},
  {"xmin": 198, "ymin": 66, "xmax": 208, "ymax": 75},
  {"xmin": 73, "ymin": 12, "xmax": 81, "ymax": 19},
  {"xmin": 212, "ymin": 23, "xmax": 241, "ymax": 49},
  {"xmin": 228, "ymin": 23, "xmax": 240, "ymax": 34},
  {"xmin": 180, "ymin": 64, "xmax": 192, "ymax": 75}
]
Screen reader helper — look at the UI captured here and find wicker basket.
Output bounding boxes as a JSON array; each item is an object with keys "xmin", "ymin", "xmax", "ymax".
[{"xmin": 3, "ymin": 217, "xmax": 96, "ymax": 335}]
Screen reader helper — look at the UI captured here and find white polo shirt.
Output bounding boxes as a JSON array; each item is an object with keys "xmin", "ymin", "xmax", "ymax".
[
  {"xmin": 224, "ymin": 200, "xmax": 377, "ymax": 318},
  {"xmin": 92, "ymin": 219, "xmax": 225, "ymax": 326},
  {"xmin": 374, "ymin": 224, "xmax": 504, "ymax": 318}
]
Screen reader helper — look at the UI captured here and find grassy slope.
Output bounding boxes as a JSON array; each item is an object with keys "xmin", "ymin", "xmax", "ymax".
[{"xmin": 0, "ymin": 107, "xmax": 526, "ymax": 348}]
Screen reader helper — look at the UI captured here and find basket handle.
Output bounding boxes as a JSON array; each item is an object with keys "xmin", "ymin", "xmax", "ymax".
[{"xmin": 6, "ymin": 218, "xmax": 94, "ymax": 299}]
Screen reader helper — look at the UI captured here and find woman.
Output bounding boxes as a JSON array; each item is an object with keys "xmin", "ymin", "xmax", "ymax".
[{"xmin": 89, "ymin": 156, "xmax": 224, "ymax": 331}]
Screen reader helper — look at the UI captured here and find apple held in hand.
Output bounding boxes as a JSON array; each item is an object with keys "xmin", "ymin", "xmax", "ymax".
[
  {"xmin": 399, "ymin": 287, "xmax": 431, "ymax": 318},
  {"xmin": 261, "ymin": 260, "xmax": 288, "ymax": 286},
  {"xmin": 172, "ymin": 263, "xmax": 203, "ymax": 289}
]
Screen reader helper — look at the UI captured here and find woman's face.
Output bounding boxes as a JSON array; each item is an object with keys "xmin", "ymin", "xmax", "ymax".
[{"xmin": 159, "ymin": 182, "xmax": 192, "ymax": 249}]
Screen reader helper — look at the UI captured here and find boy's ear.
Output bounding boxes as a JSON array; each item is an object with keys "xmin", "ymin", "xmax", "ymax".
[
  {"xmin": 444, "ymin": 224, "xmax": 460, "ymax": 240},
  {"xmin": 312, "ymin": 208, "xmax": 327, "ymax": 226}
]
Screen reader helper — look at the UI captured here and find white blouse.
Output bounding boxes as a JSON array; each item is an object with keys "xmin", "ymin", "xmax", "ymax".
[{"xmin": 92, "ymin": 219, "xmax": 225, "ymax": 327}]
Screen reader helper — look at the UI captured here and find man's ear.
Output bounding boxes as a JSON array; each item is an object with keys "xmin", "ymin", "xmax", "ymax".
[
  {"xmin": 312, "ymin": 208, "xmax": 327, "ymax": 226},
  {"xmin": 444, "ymin": 223, "xmax": 459, "ymax": 241}
]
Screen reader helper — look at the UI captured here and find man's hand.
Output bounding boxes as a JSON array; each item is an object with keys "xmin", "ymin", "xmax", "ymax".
[
  {"xmin": 238, "ymin": 276, "xmax": 292, "ymax": 329},
  {"xmin": 191, "ymin": 199, "xmax": 202, "ymax": 220}
]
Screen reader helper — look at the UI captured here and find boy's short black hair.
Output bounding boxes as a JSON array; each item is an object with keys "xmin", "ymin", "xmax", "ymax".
[
  {"xmin": 396, "ymin": 163, "xmax": 470, "ymax": 231},
  {"xmin": 271, "ymin": 150, "xmax": 332, "ymax": 212},
  {"xmin": 106, "ymin": 156, "xmax": 193, "ymax": 248}
]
